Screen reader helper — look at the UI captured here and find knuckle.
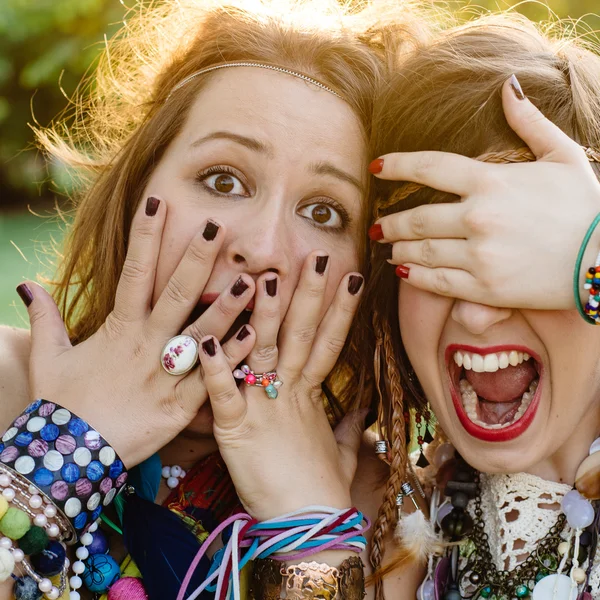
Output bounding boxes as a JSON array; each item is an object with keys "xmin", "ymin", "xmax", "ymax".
[
  {"xmin": 163, "ymin": 276, "xmax": 192, "ymax": 307},
  {"xmin": 420, "ymin": 239, "xmax": 435, "ymax": 267},
  {"xmin": 185, "ymin": 322, "xmax": 208, "ymax": 342},
  {"xmin": 120, "ymin": 258, "xmax": 147, "ymax": 284},
  {"xmin": 252, "ymin": 344, "xmax": 278, "ymax": 364},
  {"xmin": 304, "ymin": 284, "xmax": 325, "ymax": 300},
  {"xmin": 433, "ymin": 270, "xmax": 451, "ymax": 295},
  {"xmin": 186, "ymin": 238, "xmax": 212, "ymax": 266},
  {"xmin": 463, "ymin": 208, "xmax": 492, "ymax": 235},
  {"xmin": 211, "ymin": 386, "xmax": 239, "ymax": 406},
  {"xmin": 103, "ymin": 313, "xmax": 127, "ymax": 339},
  {"xmin": 212, "ymin": 297, "xmax": 238, "ymax": 320},
  {"xmin": 133, "ymin": 217, "xmax": 156, "ymax": 241},
  {"xmin": 293, "ymin": 325, "xmax": 318, "ymax": 345},
  {"xmin": 413, "ymin": 152, "xmax": 438, "ymax": 181},
  {"xmin": 323, "ymin": 335, "xmax": 346, "ymax": 356},
  {"xmin": 409, "ymin": 208, "xmax": 427, "ymax": 237}
]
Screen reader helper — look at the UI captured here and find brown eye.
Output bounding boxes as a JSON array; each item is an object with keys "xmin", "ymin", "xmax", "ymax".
[
  {"xmin": 297, "ymin": 202, "xmax": 343, "ymax": 229},
  {"xmin": 311, "ymin": 205, "xmax": 331, "ymax": 224},
  {"xmin": 215, "ymin": 174, "xmax": 234, "ymax": 193},
  {"xmin": 201, "ymin": 170, "xmax": 246, "ymax": 196}
]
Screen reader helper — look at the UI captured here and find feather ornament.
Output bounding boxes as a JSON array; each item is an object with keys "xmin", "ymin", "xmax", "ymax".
[
  {"xmin": 122, "ymin": 491, "xmax": 212, "ymax": 600},
  {"xmin": 394, "ymin": 509, "xmax": 443, "ymax": 564}
]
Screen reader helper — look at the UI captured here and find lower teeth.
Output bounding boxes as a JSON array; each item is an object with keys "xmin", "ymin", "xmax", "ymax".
[{"xmin": 459, "ymin": 378, "xmax": 538, "ymax": 429}]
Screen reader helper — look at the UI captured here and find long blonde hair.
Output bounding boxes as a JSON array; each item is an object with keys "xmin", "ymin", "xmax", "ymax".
[{"xmin": 362, "ymin": 11, "xmax": 600, "ymax": 596}]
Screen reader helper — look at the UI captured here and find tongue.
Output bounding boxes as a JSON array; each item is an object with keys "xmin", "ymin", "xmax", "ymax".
[{"xmin": 465, "ymin": 360, "xmax": 537, "ymax": 402}]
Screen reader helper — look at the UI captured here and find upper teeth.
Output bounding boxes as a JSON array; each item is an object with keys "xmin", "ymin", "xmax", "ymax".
[{"xmin": 453, "ymin": 350, "xmax": 531, "ymax": 373}]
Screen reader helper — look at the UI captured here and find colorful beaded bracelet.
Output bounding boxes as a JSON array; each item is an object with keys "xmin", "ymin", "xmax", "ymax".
[
  {"xmin": 0, "ymin": 400, "xmax": 127, "ymax": 537},
  {"xmin": 574, "ymin": 212, "xmax": 600, "ymax": 324}
]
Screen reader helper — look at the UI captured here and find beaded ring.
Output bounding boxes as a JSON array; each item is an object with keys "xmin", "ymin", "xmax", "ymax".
[{"xmin": 0, "ymin": 400, "xmax": 127, "ymax": 536}]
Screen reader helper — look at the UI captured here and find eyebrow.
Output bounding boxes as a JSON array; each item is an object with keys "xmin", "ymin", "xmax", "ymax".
[
  {"xmin": 190, "ymin": 131, "xmax": 273, "ymax": 156},
  {"xmin": 309, "ymin": 161, "xmax": 365, "ymax": 194}
]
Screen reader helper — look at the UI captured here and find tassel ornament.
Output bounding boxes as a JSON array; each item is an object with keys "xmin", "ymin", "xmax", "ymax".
[{"xmin": 394, "ymin": 484, "xmax": 442, "ymax": 564}]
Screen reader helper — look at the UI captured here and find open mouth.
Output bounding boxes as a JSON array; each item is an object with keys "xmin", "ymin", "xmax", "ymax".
[{"xmin": 446, "ymin": 345, "xmax": 542, "ymax": 442}]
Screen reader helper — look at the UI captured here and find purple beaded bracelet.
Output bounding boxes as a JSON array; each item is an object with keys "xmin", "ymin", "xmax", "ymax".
[{"xmin": 0, "ymin": 400, "xmax": 127, "ymax": 537}]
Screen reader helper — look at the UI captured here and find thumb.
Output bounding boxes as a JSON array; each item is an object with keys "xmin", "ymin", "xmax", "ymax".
[
  {"xmin": 502, "ymin": 75, "xmax": 584, "ymax": 162},
  {"xmin": 334, "ymin": 409, "xmax": 368, "ymax": 479},
  {"xmin": 17, "ymin": 282, "xmax": 71, "ymax": 359}
]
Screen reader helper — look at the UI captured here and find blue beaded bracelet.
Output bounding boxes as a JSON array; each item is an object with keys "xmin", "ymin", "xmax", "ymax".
[{"xmin": 0, "ymin": 400, "xmax": 127, "ymax": 537}]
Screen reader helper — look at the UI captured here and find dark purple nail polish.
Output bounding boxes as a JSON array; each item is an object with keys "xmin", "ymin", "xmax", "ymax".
[
  {"xmin": 145, "ymin": 196, "xmax": 160, "ymax": 216},
  {"xmin": 382, "ymin": 245, "xmax": 393, "ymax": 260},
  {"xmin": 315, "ymin": 255, "xmax": 329, "ymax": 275},
  {"xmin": 265, "ymin": 278, "xmax": 278, "ymax": 297},
  {"xmin": 236, "ymin": 326, "xmax": 251, "ymax": 341},
  {"xmin": 348, "ymin": 275, "xmax": 364, "ymax": 295},
  {"xmin": 16, "ymin": 284, "xmax": 33, "ymax": 307},
  {"xmin": 202, "ymin": 338, "xmax": 216, "ymax": 356},
  {"xmin": 203, "ymin": 220, "xmax": 220, "ymax": 241},
  {"xmin": 509, "ymin": 74, "xmax": 526, "ymax": 101},
  {"xmin": 230, "ymin": 277, "xmax": 250, "ymax": 298}
]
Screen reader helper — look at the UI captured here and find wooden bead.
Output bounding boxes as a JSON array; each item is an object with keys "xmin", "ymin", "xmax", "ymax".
[{"xmin": 575, "ymin": 451, "xmax": 600, "ymax": 499}]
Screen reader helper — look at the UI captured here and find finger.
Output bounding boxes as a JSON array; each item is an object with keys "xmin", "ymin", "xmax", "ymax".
[
  {"xmin": 149, "ymin": 219, "xmax": 225, "ymax": 335},
  {"xmin": 113, "ymin": 196, "xmax": 167, "ymax": 324},
  {"xmin": 182, "ymin": 274, "xmax": 255, "ymax": 342},
  {"xmin": 502, "ymin": 75, "xmax": 584, "ymax": 162},
  {"xmin": 178, "ymin": 325, "xmax": 256, "ymax": 401},
  {"xmin": 16, "ymin": 282, "xmax": 72, "ymax": 361},
  {"xmin": 278, "ymin": 252, "xmax": 329, "ymax": 377},
  {"xmin": 375, "ymin": 203, "xmax": 469, "ymax": 243},
  {"xmin": 245, "ymin": 275, "xmax": 281, "ymax": 374},
  {"xmin": 388, "ymin": 239, "xmax": 469, "ymax": 271},
  {"xmin": 302, "ymin": 273, "xmax": 363, "ymax": 385},
  {"xmin": 334, "ymin": 409, "xmax": 368, "ymax": 456},
  {"xmin": 399, "ymin": 263, "xmax": 479, "ymax": 300},
  {"xmin": 198, "ymin": 336, "xmax": 247, "ymax": 430},
  {"xmin": 370, "ymin": 150, "xmax": 484, "ymax": 197}
]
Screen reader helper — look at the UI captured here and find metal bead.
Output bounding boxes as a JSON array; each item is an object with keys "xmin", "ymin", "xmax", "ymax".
[
  {"xmin": 468, "ymin": 572, "xmax": 481, "ymax": 585},
  {"xmin": 451, "ymin": 491, "xmax": 469, "ymax": 509}
]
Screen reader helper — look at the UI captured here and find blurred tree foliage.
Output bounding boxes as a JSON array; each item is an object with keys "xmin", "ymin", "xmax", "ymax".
[{"xmin": 1, "ymin": 0, "xmax": 599, "ymax": 208}]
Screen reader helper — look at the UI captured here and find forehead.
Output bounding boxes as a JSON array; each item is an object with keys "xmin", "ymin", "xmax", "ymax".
[{"xmin": 177, "ymin": 68, "xmax": 366, "ymax": 164}]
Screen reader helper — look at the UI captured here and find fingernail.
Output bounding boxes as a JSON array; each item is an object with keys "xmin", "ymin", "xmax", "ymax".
[
  {"xmin": 16, "ymin": 283, "xmax": 33, "ymax": 307},
  {"xmin": 382, "ymin": 244, "xmax": 393, "ymax": 260},
  {"xmin": 265, "ymin": 278, "xmax": 278, "ymax": 297},
  {"xmin": 236, "ymin": 326, "xmax": 251, "ymax": 341},
  {"xmin": 368, "ymin": 224, "xmax": 384, "ymax": 241},
  {"xmin": 368, "ymin": 158, "xmax": 384, "ymax": 174},
  {"xmin": 396, "ymin": 265, "xmax": 410, "ymax": 279},
  {"xmin": 202, "ymin": 338, "xmax": 216, "ymax": 356},
  {"xmin": 509, "ymin": 74, "xmax": 526, "ymax": 101},
  {"xmin": 202, "ymin": 220, "xmax": 220, "ymax": 241},
  {"xmin": 348, "ymin": 275, "xmax": 364, "ymax": 295},
  {"xmin": 145, "ymin": 196, "xmax": 160, "ymax": 216},
  {"xmin": 315, "ymin": 255, "xmax": 329, "ymax": 275},
  {"xmin": 230, "ymin": 276, "xmax": 250, "ymax": 297}
]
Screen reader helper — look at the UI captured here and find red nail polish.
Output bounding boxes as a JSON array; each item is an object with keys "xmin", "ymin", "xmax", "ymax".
[
  {"xmin": 368, "ymin": 224, "xmax": 384, "ymax": 241},
  {"xmin": 202, "ymin": 338, "xmax": 216, "ymax": 356},
  {"xmin": 368, "ymin": 158, "xmax": 384, "ymax": 174},
  {"xmin": 396, "ymin": 265, "xmax": 410, "ymax": 279}
]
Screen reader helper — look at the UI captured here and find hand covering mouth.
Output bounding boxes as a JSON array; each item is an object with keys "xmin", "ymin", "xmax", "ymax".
[{"xmin": 450, "ymin": 349, "xmax": 540, "ymax": 430}]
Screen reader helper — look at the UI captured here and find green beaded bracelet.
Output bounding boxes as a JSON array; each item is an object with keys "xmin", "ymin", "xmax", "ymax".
[{"xmin": 573, "ymin": 212, "xmax": 600, "ymax": 324}]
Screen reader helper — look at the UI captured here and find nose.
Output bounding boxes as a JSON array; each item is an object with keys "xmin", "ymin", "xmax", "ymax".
[
  {"xmin": 224, "ymin": 205, "xmax": 291, "ymax": 278},
  {"xmin": 451, "ymin": 300, "xmax": 513, "ymax": 335}
]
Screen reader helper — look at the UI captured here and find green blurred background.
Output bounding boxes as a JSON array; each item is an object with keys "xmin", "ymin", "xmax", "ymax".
[{"xmin": 1, "ymin": 0, "xmax": 599, "ymax": 327}]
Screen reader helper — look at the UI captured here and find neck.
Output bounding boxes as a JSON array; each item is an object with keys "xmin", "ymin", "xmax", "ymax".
[{"xmin": 159, "ymin": 431, "xmax": 218, "ymax": 470}]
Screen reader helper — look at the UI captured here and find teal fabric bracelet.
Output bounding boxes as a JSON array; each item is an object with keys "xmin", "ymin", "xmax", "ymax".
[{"xmin": 574, "ymin": 212, "xmax": 600, "ymax": 324}]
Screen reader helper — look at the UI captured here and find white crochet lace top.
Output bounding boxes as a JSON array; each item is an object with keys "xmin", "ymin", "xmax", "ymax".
[{"xmin": 477, "ymin": 472, "xmax": 600, "ymax": 596}]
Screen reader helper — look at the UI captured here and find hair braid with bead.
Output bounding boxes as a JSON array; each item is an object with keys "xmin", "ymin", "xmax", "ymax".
[{"xmin": 369, "ymin": 315, "xmax": 409, "ymax": 600}]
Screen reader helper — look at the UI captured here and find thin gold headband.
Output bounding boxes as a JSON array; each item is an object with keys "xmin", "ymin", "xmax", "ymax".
[
  {"xmin": 378, "ymin": 146, "xmax": 600, "ymax": 212},
  {"xmin": 167, "ymin": 61, "xmax": 342, "ymax": 100}
]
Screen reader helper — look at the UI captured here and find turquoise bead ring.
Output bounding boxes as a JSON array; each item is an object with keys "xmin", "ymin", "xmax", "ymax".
[{"xmin": 233, "ymin": 365, "xmax": 283, "ymax": 399}]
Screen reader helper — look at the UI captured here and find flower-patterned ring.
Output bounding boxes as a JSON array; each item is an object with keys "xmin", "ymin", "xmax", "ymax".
[{"xmin": 160, "ymin": 335, "xmax": 199, "ymax": 376}]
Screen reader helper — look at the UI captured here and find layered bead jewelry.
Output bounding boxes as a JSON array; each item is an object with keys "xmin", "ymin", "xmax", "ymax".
[
  {"xmin": 416, "ymin": 439, "xmax": 600, "ymax": 600},
  {"xmin": 233, "ymin": 365, "xmax": 283, "ymax": 399}
]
